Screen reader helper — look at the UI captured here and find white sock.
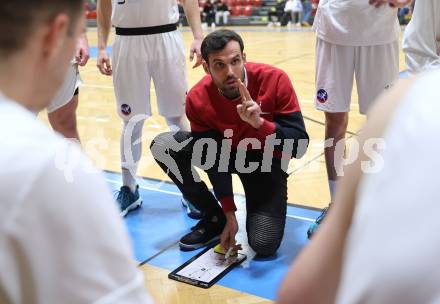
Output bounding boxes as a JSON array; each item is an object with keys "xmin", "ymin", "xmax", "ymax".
[
  {"xmin": 328, "ymin": 179, "xmax": 337, "ymax": 202},
  {"xmin": 121, "ymin": 119, "xmax": 144, "ymax": 193},
  {"xmin": 165, "ymin": 115, "xmax": 190, "ymax": 132}
]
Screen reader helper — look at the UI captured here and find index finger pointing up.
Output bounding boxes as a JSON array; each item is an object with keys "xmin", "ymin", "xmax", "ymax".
[{"xmin": 237, "ymin": 78, "xmax": 251, "ymax": 102}]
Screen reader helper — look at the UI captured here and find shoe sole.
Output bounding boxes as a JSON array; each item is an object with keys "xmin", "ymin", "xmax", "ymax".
[
  {"xmin": 178, "ymin": 235, "xmax": 220, "ymax": 251},
  {"xmin": 120, "ymin": 198, "xmax": 143, "ymax": 217}
]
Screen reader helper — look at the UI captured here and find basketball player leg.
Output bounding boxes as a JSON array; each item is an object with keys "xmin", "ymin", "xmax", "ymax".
[
  {"xmin": 152, "ymin": 31, "xmax": 190, "ymax": 132},
  {"xmin": 309, "ymin": 39, "xmax": 354, "ymax": 238},
  {"xmin": 46, "ymin": 63, "xmax": 80, "ymax": 140},
  {"xmin": 48, "ymin": 92, "xmax": 80, "ymax": 141},
  {"xmin": 152, "ymin": 31, "xmax": 201, "ymax": 217},
  {"xmin": 239, "ymin": 160, "xmax": 288, "ymax": 257},
  {"xmin": 112, "ymin": 36, "xmax": 151, "ymax": 216},
  {"xmin": 355, "ymin": 41, "xmax": 399, "ymax": 116}
]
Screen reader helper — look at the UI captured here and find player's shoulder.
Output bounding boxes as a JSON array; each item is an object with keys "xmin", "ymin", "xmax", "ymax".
[
  {"xmin": 0, "ymin": 100, "xmax": 106, "ymax": 223},
  {"xmin": 0, "ymin": 100, "xmax": 62, "ymax": 166}
]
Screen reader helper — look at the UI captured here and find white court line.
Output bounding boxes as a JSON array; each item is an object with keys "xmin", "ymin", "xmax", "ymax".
[
  {"xmin": 286, "ymin": 214, "xmax": 314, "ymax": 222},
  {"xmin": 106, "ymin": 178, "xmax": 316, "ymax": 222}
]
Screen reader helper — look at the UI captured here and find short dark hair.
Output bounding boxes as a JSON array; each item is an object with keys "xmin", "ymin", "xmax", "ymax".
[
  {"xmin": 201, "ymin": 30, "xmax": 244, "ymax": 64},
  {"xmin": 0, "ymin": 0, "xmax": 84, "ymax": 57}
]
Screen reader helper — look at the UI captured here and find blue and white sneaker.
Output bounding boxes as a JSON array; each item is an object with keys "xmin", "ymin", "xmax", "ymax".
[
  {"xmin": 181, "ymin": 197, "xmax": 204, "ymax": 219},
  {"xmin": 116, "ymin": 185, "xmax": 142, "ymax": 217},
  {"xmin": 307, "ymin": 204, "xmax": 331, "ymax": 239}
]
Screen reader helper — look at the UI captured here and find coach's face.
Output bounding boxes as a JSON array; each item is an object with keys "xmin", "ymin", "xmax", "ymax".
[{"xmin": 204, "ymin": 40, "xmax": 246, "ymax": 100}]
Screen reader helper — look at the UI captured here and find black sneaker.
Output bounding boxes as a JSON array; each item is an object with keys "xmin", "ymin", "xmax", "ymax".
[
  {"xmin": 181, "ymin": 197, "xmax": 204, "ymax": 219},
  {"xmin": 116, "ymin": 185, "xmax": 142, "ymax": 217},
  {"xmin": 179, "ymin": 215, "xmax": 226, "ymax": 251}
]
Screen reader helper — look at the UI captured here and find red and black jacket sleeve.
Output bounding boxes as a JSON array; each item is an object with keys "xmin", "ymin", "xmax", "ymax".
[{"xmin": 246, "ymin": 71, "xmax": 309, "ymax": 159}]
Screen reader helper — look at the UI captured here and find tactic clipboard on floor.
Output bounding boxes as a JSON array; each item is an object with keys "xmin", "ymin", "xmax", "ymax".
[{"xmin": 168, "ymin": 244, "xmax": 247, "ymax": 289}]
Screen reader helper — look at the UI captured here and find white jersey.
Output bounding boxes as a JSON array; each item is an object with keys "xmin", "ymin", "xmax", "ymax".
[
  {"xmin": 313, "ymin": 0, "xmax": 399, "ymax": 46},
  {"xmin": 0, "ymin": 95, "xmax": 153, "ymax": 304},
  {"xmin": 111, "ymin": 0, "xmax": 179, "ymax": 28},
  {"xmin": 403, "ymin": 0, "xmax": 440, "ymax": 73},
  {"xmin": 336, "ymin": 70, "xmax": 440, "ymax": 303}
]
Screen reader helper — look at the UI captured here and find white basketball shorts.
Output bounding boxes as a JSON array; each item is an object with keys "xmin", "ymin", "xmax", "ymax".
[
  {"xmin": 315, "ymin": 38, "xmax": 399, "ymax": 114},
  {"xmin": 112, "ymin": 30, "xmax": 188, "ymax": 120},
  {"xmin": 47, "ymin": 63, "xmax": 81, "ymax": 113}
]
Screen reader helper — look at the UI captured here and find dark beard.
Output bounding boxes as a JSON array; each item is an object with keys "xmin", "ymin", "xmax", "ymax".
[{"xmin": 219, "ymin": 88, "xmax": 240, "ymax": 100}]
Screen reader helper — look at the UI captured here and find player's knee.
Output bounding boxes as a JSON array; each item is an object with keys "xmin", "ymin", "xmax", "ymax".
[
  {"xmin": 325, "ymin": 113, "xmax": 348, "ymax": 135},
  {"xmin": 247, "ymin": 213, "xmax": 285, "ymax": 257},
  {"xmin": 248, "ymin": 234, "xmax": 282, "ymax": 257}
]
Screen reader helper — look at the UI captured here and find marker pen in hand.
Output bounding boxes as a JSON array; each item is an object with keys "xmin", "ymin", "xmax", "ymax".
[{"xmin": 225, "ymin": 247, "xmax": 233, "ymax": 260}]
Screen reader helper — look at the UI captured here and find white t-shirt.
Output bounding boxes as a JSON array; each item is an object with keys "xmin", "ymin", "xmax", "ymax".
[
  {"xmin": 403, "ymin": 0, "xmax": 440, "ymax": 73},
  {"xmin": 336, "ymin": 70, "xmax": 440, "ymax": 303},
  {"xmin": 313, "ymin": 0, "xmax": 400, "ymax": 46},
  {"xmin": 284, "ymin": 0, "xmax": 303, "ymax": 13},
  {"xmin": 0, "ymin": 95, "xmax": 153, "ymax": 304},
  {"xmin": 111, "ymin": 0, "xmax": 179, "ymax": 28}
]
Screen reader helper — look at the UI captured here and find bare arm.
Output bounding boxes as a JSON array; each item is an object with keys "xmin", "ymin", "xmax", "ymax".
[
  {"xmin": 75, "ymin": 31, "xmax": 89, "ymax": 66},
  {"xmin": 97, "ymin": 0, "xmax": 112, "ymax": 75},
  {"xmin": 277, "ymin": 78, "xmax": 413, "ymax": 304},
  {"xmin": 181, "ymin": 0, "xmax": 204, "ymax": 68}
]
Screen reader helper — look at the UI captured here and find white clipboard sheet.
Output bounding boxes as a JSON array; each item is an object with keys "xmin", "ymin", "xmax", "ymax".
[{"xmin": 168, "ymin": 246, "xmax": 247, "ymax": 288}]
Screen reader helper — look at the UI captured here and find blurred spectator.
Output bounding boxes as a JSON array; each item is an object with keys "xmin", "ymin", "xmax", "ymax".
[
  {"xmin": 284, "ymin": 0, "xmax": 303, "ymax": 27},
  {"xmin": 177, "ymin": 0, "xmax": 187, "ymax": 26},
  {"xmin": 268, "ymin": 0, "xmax": 286, "ymax": 26},
  {"xmin": 87, "ymin": 0, "xmax": 96, "ymax": 10},
  {"xmin": 215, "ymin": 0, "xmax": 230, "ymax": 25},
  {"xmin": 311, "ymin": 0, "xmax": 319, "ymax": 19},
  {"xmin": 302, "ymin": 0, "xmax": 312, "ymax": 26},
  {"xmin": 202, "ymin": 0, "xmax": 216, "ymax": 27}
]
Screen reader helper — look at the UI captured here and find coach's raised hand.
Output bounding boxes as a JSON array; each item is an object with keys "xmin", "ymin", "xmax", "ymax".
[{"xmin": 236, "ymin": 79, "xmax": 264, "ymax": 129}]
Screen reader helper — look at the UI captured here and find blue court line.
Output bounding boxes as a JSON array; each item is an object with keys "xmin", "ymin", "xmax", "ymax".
[
  {"xmin": 105, "ymin": 171, "xmax": 320, "ymax": 300},
  {"xmin": 400, "ymin": 70, "xmax": 409, "ymax": 78},
  {"xmin": 89, "ymin": 46, "xmax": 112, "ymax": 59}
]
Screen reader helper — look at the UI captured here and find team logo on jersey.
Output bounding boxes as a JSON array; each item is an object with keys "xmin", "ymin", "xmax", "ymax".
[
  {"xmin": 121, "ymin": 104, "xmax": 131, "ymax": 116},
  {"xmin": 317, "ymin": 89, "xmax": 328, "ymax": 103}
]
